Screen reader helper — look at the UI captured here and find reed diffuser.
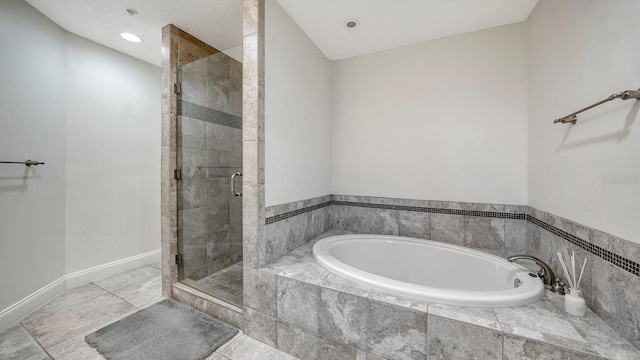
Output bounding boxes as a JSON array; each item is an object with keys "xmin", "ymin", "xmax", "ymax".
[{"xmin": 557, "ymin": 251, "xmax": 587, "ymax": 317}]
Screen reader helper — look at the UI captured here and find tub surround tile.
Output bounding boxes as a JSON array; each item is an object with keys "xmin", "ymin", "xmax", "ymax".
[
  {"xmin": 429, "ymin": 213, "xmax": 465, "ymax": 246},
  {"xmin": 367, "ymin": 291, "xmax": 429, "ymax": 314},
  {"xmin": 318, "ymin": 337, "xmax": 367, "ymax": 360},
  {"xmin": 262, "ymin": 230, "xmax": 639, "ymax": 359},
  {"xmin": 591, "ymin": 256, "xmax": 640, "ymax": 350},
  {"xmin": 243, "ymin": 267, "xmax": 277, "ymax": 317},
  {"xmin": 264, "ymin": 204, "xmax": 334, "ymax": 270},
  {"xmin": 319, "ymin": 288, "xmax": 368, "ymax": 350},
  {"xmin": 266, "ymin": 195, "xmax": 332, "ymax": 221},
  {"xmin": 427, "ymin": 303, "xmax": 501, "ymax": 331},
  {"xmin": 505, "ymin": 219, "xmax": 528, "ymax": 255},
  {"xmin": 319, "ymin": 273, "xmax": 371, "ymax": 298},
  {"xmin": 261, "ymin": 251, "xmax": 308, "ymax": 275},
  {"xmin": 243, "ymin": 307, "xmax": 277, "ymax": 348},
  {"xmin": 502, "ymin": 334, "xmax": 604, "ymax": 360},
  {"xmin": 593, "ymin": 231, "xmax": 640, "ymax": 265},
  {"xmin": 277, "ymin": 321, "xmax": 319, "ymax": 360},
  {"xmin": 0, "ymin": 324, "xmax": 44, "ymax": 360},
  {"xmin": 277, "ymin": 276, "xmax": 320, "ymax": 333},
  {"xmin": 464, "ymin": 216, "xmax": 505, "ymax": 250},
  {"xmin": 494, "ymin": 298, "xmax": 595, "ymax": 355},
  {"xmin": 549, "ymin": 293, "xmax": 640, "ymax": 360},
  {"xmin": 366, "ymin": 300, "xmax": 427, "ymax": 360},
  {"xmin": 365, "ymin": 355, "xmax": 385, "ymax": 360},
  {"xmin": 332, "ymin": 206, "xmax": 399, "ymax": 236},
  {"xmin": 291, "ymin": 228, "xmax": 350, "ymax": 255},
  {"xmin": 397, "ymin": 211, "xmax": 430, "ymax": 239},
  {"xmin": 278, "ymin": 255, "xmax": 329, "ymax": 285},
  {"xmin": 426, "ymin": 315, "xmax": 502, "ymax": 360}
]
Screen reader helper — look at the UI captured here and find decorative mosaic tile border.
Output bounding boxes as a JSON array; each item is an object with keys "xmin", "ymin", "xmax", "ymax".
[
  {"xmin": 177, "ymin": 100, "xmax": 242, "ymax": 129},
  {"xmin": 527, "ymin": 215, "xmax": 639, "ymax": 277},
  {"xmin": 265, "ymin": 198, "xmax": 639, "ymax": 277},
  {"xmin": 265, "ymin": 201, "xmax": 332, "ymax": 225},
  {"xmin": 332, "ymin": 201, "xmax": 525, "ymax": 219},
  {"xmin": 265, "ymin": 200, "xmax": 524, "ymax": 224}
]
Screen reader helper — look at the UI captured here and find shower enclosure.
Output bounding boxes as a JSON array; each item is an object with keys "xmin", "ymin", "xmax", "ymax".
[{"xmin": 175, "ymin": 48, "xmax": 243, "ymax": 307}]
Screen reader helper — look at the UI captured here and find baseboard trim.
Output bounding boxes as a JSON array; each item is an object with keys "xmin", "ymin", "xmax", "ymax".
[
  {"xmin": 0, "ymin": 249, "xmax": 160, "ymax": 333},
  {"xmin": 0, "ymin": 276, "xmax": 67, "ymax": 334},
  {"xmin": 65, "ymin": 249, "xmax": 160, "ymax": 289}
]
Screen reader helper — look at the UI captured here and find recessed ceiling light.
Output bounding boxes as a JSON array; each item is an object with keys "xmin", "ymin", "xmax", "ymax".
[
  {"xmin": 344, "ymin": 19, "xmax": 359, "ymax": 29},
  {"xmin": 121, "ymin": 33, "xmax": 142, "ymax": 43}
]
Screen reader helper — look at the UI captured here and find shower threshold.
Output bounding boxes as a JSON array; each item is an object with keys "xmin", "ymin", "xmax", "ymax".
[{"xmin": 181, "ymin": 262, "xmax": 243, "ymax": 308}]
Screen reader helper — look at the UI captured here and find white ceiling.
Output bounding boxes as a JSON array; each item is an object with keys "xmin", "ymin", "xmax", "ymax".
[
  {"xmin": 25, "ymin": 0, "xmax": 538, "ymax": 66},
  {"xmin": 26, "ymin": 0, "xmax": 244, "ymax": 67},
  {"xmin": 275, "ymin": 0, "xmax": 538, "ymax": 60}
]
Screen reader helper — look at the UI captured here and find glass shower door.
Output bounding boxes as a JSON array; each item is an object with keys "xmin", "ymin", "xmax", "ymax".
[{"xmin": 176, "ymin": 50, "xmax": 243, "ymax": 307}]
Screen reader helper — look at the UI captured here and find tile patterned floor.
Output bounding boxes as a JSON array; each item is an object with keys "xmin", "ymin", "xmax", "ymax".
[
  {"xmin": 182, "ymin": 262, "xmax": 243, "ymax": 308},
  {"xmin": 0, "ymin": 263, "xmax": 295, "ymax": 360}
]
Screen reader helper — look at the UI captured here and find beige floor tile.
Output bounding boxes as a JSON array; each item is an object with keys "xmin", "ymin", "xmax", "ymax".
[
  {"xmin": 111, "ymin": 275, "xmax": 163, "ymax": 308},
  {"xmin": 46, "ymin": 308, "xmax": 138, "ymax": 360},
  {"xmin": 23, "ymin": 352, "xmax": 51, "ymax": 360},
  {"xmin": 93, "ymin": 266, "xmax": 161, "ymax": 292},
  {"xmin": 21, "ymin": 294, "xmax": 135, "ymax": 349},
  {"xmin": 0, "ymin": 324, "xmax": 44, "ymax": 360},
  {"xmin": 21, "ymin": 284, "xmax": 108, "ymax": 324}
]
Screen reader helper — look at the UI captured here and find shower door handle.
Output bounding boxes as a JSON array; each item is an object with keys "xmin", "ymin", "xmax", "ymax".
[{"xmin": 231, "ymin": 172, "xmax": 242, "ymax": 197}]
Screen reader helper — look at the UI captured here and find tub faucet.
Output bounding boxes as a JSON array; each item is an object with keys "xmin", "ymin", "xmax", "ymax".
[{"xmin": 508, "ymin": 255, "xmax": 565, "ymax": 295}]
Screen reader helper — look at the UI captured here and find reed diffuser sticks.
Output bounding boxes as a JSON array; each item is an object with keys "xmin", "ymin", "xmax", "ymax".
[
  {"xmin": 557, "ymin": 251, "xmax": 588, "ymax": 317},
  {"xmin": 556, "ymin": 251, "xmax": 587, "ymax": 290}
]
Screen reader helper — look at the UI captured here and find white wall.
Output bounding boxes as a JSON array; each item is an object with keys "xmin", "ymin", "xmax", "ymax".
[
  {"xmin": 0, "ymin": 0, "xmax": 67, "ymax": 312},
  {"xmin": 528, "ymin": 0, "xmax": 640, "ymax": 243},
  {"xmin": 264, "ymin": 0, "xmax": 332, "ymax": 206},
  {"xmin": 0, "ymin": 0, "xmax": 160, "ymax": 324},
  {"xmin": 331, "ymin": 24, "xmax": 528, "ymax": 205},
  {"xmin": 64, "ymin": 33, "xmax": 161, "ymax": 273}
]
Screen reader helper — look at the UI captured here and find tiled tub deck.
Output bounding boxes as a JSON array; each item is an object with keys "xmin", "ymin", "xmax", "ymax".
[{"xmin": 245, "ymin": 230, "xmax": 640, "ymax": 360}]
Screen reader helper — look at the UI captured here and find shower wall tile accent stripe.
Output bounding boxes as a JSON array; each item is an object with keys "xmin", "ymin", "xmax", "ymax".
[
  {"xmin": 527, "ymin": 215, "xmax": 639, "ymax": 277},
  {"xmin": 178, "ymin": 100, "xmax": 242, "ymax": 129},
  {"xmin": 265, "ymin": 196, "xmax": 639, "ymax": 277}
]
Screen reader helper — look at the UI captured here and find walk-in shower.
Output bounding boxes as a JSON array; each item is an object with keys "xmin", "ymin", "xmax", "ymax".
[{"xmin": 175, "ymin": 44, "xmax": 243, "ymax": 307}]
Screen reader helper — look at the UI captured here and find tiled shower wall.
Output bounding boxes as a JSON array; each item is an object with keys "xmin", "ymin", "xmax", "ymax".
[
  {"xmin": 161, "ymin": 24, "xmax": 247, "ymax": 301},
  {"xmin": 177, "ymin": 46, "xmax": 243, "ymax": 281},
  {"xmin": 260, "ymin": 194, "xmax": 640, "ymax": 349}
]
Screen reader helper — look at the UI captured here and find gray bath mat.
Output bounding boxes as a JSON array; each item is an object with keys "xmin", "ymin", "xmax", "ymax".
[{"xmin": 85, "ymin": 299, "xmax": 238, "ymax": 360}]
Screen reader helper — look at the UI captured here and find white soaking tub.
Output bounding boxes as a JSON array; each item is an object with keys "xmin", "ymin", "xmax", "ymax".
[{"xmin": 313, "ymin": 234, "xmax": 544, "ymax": 307}]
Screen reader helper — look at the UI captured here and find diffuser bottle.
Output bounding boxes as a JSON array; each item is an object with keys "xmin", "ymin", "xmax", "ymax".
[{"xmin": 564, "ymin": 288, "xmax": 586, "ymax": 317}]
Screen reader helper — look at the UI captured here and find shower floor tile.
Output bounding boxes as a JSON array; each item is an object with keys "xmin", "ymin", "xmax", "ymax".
[{"xmin": 182, "ymin": 262, "xmax": 243, "ymax": 307}]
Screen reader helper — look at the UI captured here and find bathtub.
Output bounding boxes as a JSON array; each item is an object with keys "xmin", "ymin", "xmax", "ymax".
[{"xmin": 312, "ymin": 234, "xmax": 544, "ymax": 307}]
